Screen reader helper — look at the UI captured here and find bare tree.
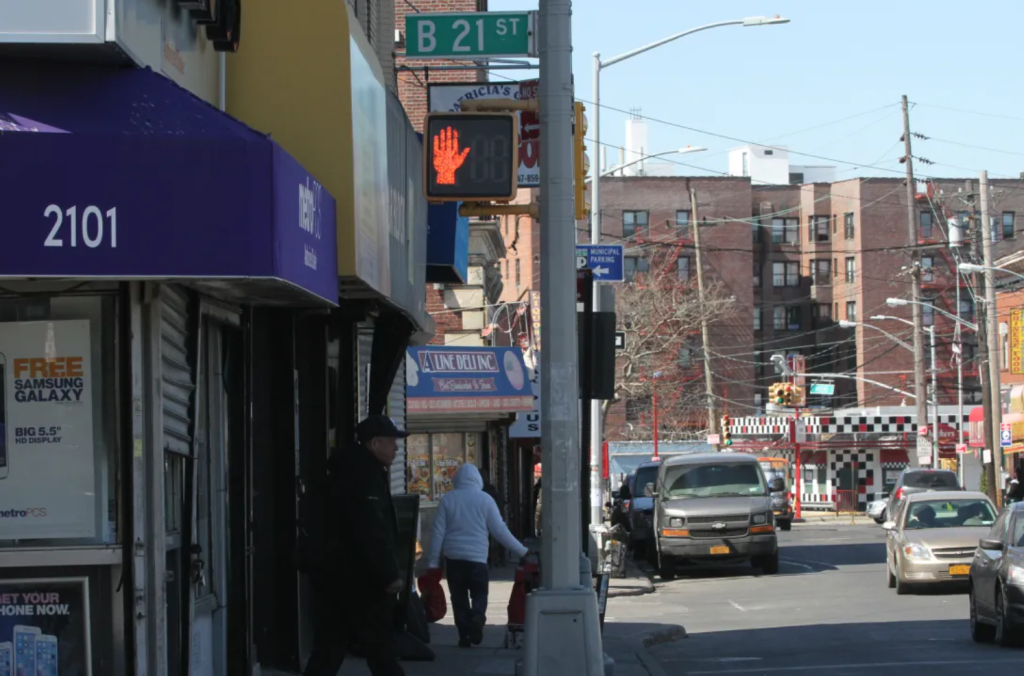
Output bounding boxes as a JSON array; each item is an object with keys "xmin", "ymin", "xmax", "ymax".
[{"xmin": 604, "ymin": 245, "xmax": 736, "ymax": 442}]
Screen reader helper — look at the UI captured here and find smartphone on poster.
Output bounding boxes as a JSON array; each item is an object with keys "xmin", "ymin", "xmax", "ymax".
[
  {"xmin": 0, "ymin": 641, "xmax": 12, "ymax": 676},
  {"xmin": 34, "ymin": 635, "xmax": 57, "ymax": 676},
  {"xmin": 12, "ymin": 626, "xmax": 39, "ymax": 676},
  {"xmin": 0, "ymin": 351, "xmax": 7, "ymax": 480}
]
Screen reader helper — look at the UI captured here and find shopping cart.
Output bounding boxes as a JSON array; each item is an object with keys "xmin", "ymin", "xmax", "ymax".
[{"xmin": 504, "ymin": 552, "xmax": 540, "ymax": 649}]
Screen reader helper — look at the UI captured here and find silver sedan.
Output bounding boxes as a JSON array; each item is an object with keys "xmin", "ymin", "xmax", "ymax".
[{"xmin": 868, "ymin": 496, "xmax": 888, "ymax": 524}]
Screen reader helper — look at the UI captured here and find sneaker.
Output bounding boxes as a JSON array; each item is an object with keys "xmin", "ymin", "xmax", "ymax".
[
  {"xmin": 458, "ymin": 638, "xmax": 471, "ymax": 648},
  {"xmin": 469, "ymin": 616, "xmax": 485, "ymax": 646}
]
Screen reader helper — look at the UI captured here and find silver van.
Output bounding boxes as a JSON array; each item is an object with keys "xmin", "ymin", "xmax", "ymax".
[{"xmin": 646, "ymin": 453, "xmax": 784, "ymax": 580}]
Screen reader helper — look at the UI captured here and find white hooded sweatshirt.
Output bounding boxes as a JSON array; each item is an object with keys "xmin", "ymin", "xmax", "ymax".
[{"xmin": 427, "ymin": 463, "xmax": 528, "ymax": 568}]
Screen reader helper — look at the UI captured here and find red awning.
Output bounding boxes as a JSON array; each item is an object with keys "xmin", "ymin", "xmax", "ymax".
[
  {"xmin": 969, "ymin": 406, "xmax": 985, "ymax": 447},
  {"xmin": 970, "ymin": 406, "xmax": 985, "ymax": 423},
  {"xmin": 881, "ymin": 448, "xmax": 909, "ymax": 464}
]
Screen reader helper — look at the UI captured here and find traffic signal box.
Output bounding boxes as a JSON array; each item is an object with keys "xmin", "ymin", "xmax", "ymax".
[
  {"xmin": 769, "ymin": 382, "xmax": 804, "ymax": 407},
  {"xmin": 720, "ymin": 414, "xmax": 733, "ymax": 446},
  {"xmin": 423, "ymin": 112, "xmax": 519, "ymax": 202},
  {"xmin": 573, "ymin": 102, "xmax": 590, "ymax": 220}
]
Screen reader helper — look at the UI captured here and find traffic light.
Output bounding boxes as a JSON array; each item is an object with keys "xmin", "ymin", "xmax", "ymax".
[
  {"xmin": 781, "ymin": 383, "xmax": 793, "ymax": 407},
  {"xmin": 769, "ymin": 382, "xmax": 784, "ymax": 405},
  {"xmin": 573, "ymin": 102, "xmax": 590, "ymax": 220},
  {"xmin": 721, "ymin": 414, "xmax": 733, "ymax": 446},
  {"xmin": 424, "ymin": 112, "xmax": 519, "ymax": 202}
]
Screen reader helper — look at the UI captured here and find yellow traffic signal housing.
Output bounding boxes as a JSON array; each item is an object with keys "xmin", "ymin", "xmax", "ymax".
[
  {"xmin": 769, "ymin": 382, "xmax": 784, "ymax": 405},
  {"xmin": 721, "ymin": 414, "xmax": 733, "ymax": 446},
  {"xmin": 573, "ymin": 102, "xmax": 590, "ymax": 220},
  {"xmin": 423, "ymin": 112, "xmax": 519, "ymax": 202}
]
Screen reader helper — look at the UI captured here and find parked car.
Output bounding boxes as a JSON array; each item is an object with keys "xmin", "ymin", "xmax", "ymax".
[
  {"xmin": 765, "ymin": 468, "xmax": 793, "ymax": 531},
  {"xmin": 884, "ymin": 490, "xmax": 996, "ymax": 595},
  {"xmin": 649, "ymin": 453, "xmax": 785, "ymax": 581},
  {"xmin": 969, "ymin": 501, "xmax": 1024, "ymax": 646},
  {"xmin": 609, "ymin": 472, "xmax": 635, "ymax": 531},
  {"xmin": 886, "ymin": 468, "xmax": 960, "ymax": 521},
  {"xmin": 626, "ymin": 461, "xmax": 661, "ymax": 556},
  {"xmin": 868, "ymin": 495, "xmax": 888, "ymax": 524}
]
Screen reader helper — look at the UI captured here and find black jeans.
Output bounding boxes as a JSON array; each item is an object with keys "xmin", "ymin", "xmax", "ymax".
[
  {"xmin": 445, "ymin": 559, "xmax": 489, "ymax": 641},
  {"xmin": 302, "ymin": 572, "xmax": 405, "ymax": 676}
]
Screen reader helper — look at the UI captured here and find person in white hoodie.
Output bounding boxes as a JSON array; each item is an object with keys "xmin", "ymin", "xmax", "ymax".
[{"xmin": 426, "ymin": 463, "xmax": 528, "ymax": 647}]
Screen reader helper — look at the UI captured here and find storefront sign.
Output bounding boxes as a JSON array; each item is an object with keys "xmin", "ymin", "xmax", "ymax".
[
  {"xmin": 510, "ymin": 352, "xmax": 540, "ymax": 438},
  {"xmin": 529, "ymin": 290, "xmax": 542, "ymax": 351},
  {"xmin": 0, "ymin": 577, "xmax": 92, "ymax": 676},
  {"xmin": 428, "ymin": 80, "xmax": 541, "ymax": 187},
  {"xmin": 1011, "ymin": 308, "xmax": 1024, "ymax": 374},
  {"xmin": 0, "ymin": 321, "xmax": 95, "ymax": 540},
  {"xmin": 406, "ymin": 346, "xmax": 533, "ymax": 413},
  {"xmin": 0, "ymin": 65, "xmax": 338, "ymax": 306}
]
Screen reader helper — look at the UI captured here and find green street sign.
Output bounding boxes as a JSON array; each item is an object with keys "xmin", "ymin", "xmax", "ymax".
[
  {"xmin": 809, "ymin": 382, "xmax": 835, "ymax": 396},
  {"xmin": 405, "ymin": 11, "xmax": 536, "ymax": 58}
]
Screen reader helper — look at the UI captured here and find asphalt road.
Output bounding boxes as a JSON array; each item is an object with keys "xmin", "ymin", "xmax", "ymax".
[{"xmin": 620, "ymin": 521, "xmax": 1023, "ymax": 675}]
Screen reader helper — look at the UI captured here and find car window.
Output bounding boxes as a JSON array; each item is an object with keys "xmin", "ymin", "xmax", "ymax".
[
  {"xmin": 987, "ymin": 511, "xmax": 1008, "ymax": 542},
  {"xmin": 663, "ymin": 463, "xmax": 767, "ymax": 498},
  {"xmin": 901, "ymin": 471, "xmax": 959, "ymax": 489},
  {"xmin": 1013, "ymin": 514, "xmax": 1024, "ymax": 548},
  {"xmin": 634, "ymin": 466, "xmax": 660, "ymax": 497},
  {"xmin": 903, "ymin": 498, "xmax": 996, "ymax": 530}
]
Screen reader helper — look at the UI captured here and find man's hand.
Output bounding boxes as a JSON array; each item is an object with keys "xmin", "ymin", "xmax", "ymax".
[
  {"xmin": 385, "ymin": 578, "xmax": 404, "ymax": 595},
  {"xmin": 432, "ymin": 126, "xmax": 471, "ymax": 185}
]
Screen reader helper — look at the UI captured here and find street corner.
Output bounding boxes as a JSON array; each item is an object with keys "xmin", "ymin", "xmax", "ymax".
[
  {"xmin": 608, "ymin": 561, "xmax": 656, "ymax": 598},
  {"xmin": 640, "ymin": 624, "xmax": 688, "ymax": 649}
]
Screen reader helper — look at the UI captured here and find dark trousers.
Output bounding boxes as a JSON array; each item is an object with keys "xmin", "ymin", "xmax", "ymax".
[
  {"xmin": 445, "ymin": 559, "xmax": 489, "ymax": 640},
  {"xmin": 303, "ymin": 573, "xmax": 405, "ymax": 676}
]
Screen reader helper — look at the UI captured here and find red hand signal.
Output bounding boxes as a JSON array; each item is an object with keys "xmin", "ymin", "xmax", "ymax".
[{"xmin": 432, "ymin": 126, "xmax": 471, "ymax": 185}]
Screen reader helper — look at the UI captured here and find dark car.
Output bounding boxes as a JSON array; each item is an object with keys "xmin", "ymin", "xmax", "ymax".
[
  {"xmin": 626, "ymin": 461, "xmax": 662, "ymax": 556},
  {"xmin": 886, "ymin": 469, "xmax": 960, "ymax": 522},
  {"xmin": 969, "ymin": 502, "xmax": 1024, "ymax": 646},
  {"xmin": 610, "ymin": 472, "xmax": 635, "ymax": 530}
]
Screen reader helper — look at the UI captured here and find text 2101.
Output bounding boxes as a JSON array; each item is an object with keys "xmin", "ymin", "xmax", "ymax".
[{"xmin": 44, "ymin": 204, "xmax": 118, "ymax": 248}]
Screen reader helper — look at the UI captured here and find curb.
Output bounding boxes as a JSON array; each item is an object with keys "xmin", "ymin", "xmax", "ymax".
[{"xmin": 640, "ymin": 624, "xmax": 688, "ymax": 649}]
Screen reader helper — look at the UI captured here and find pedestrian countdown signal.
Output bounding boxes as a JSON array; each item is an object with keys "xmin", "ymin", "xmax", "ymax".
[{"xmin": 424, "ymin": 112, "xmax": 519, "ymax": 202}]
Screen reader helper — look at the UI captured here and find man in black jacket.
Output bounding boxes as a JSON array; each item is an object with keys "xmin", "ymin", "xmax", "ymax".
[{"xmin": 303, "ymin": 415, "xmax": 408, "ymax": 676}]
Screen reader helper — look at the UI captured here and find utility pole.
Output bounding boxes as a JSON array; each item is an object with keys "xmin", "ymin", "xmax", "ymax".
[
  {"xmin": 929, "ymin": 326, "xmax": 939, "ymax": 467},
  {"xmin": 689, "ymin": 184, "xmax": 719, "ymax": 448},
  {"xmin": 588, "ymin": 53, "xmax": 605, "ymax": 534},
  {"xmin": 980, "ymin": 171, "xmax": 1005, "ymax": 507},
  {"xmin": 968, "ymin": 181, "xmax": 999, "ymax": 502},
  {"xmin": 901, "ymin": 95, "xmax": 928, "ymax": 467},
  {"xmin": 525, "ymin": 1, "xmax": 604, "ymax": 674}
]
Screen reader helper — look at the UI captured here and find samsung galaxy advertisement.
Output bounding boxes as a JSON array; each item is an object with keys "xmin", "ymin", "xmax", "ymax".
[
  {"xmin": 0, "ymin": 577, "xmax": 91, "ymax": 676},
  {"xmin": 0, "ymin": 321, "xmax": 95, "ymax": 540}
]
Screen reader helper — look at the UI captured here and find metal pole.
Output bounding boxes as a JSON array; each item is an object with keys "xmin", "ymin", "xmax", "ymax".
[
  {"xmin": 588, "ymin": 52, "xmax": 605, "ymax": 532},
  {"xmin": 957, "ymin": 275, "xmax": 965, "ymax": 487},
  {"xmin": 969, "ymin": 189, "xmax": 999, "ymax": 503},
  {"xmin": 652, "ymin": 381, "xmax": 659, "ymax": 459},
  {"xmin": 793, "ymin": 412, "xmax": 802, "ymax": 520},
  {"xmin": 690, "ymin": 185, "xmax": 719, "ymax": 447},
  {"xmin": 902, "ymin": 95, "xmax": 928, "ymax": 468},
  {"xmin": 538, "ymin": 0, "xmax": 581, "ymax": 591},
  {"xmin": 980, "ymin": 171, "xmax": 1005, "ymax": 506},
  {"xmin": 930, "ymin": 326, "xmax": 939, "ymax": 467}
]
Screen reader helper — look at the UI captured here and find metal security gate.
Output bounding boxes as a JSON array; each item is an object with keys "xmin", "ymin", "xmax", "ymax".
[
  {"xmin": 356, "ymin": 322, "xmax": 374, "ymax": 420},
  {"xmin": 388, "ymin": 359, "xmax": 407, "ymax": 496}
]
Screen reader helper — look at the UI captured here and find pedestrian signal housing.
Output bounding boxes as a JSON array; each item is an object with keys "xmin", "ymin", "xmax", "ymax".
[{"xmin": 424, "ymin": 112, "xmax": 519, "ymax": 202}]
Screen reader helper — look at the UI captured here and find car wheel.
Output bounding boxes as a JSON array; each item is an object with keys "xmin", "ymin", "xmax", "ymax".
[
  {"xmin": 779, "ymin": 519, "xmax": 792, "ymax": 532},
  {"xmin": 995, "ymin": 586, "xmax": 1023, "ymax": 647},
  {"xmin": 886, "ymin": 557, "xmax": 896, "ymax": 589},
  {"xmin": 895, "ymin": 561, "xmax": 912, "ymax": 595},
  {"xmin": 970, "ymin": 585, "xmax": 996, "ymax": 643},
  {"xmin": 657, "ymin": 552, "xmax": 676, "ymax": 581},
  {"xmin": 874, "ymin": 516, "xmax": 885, "ymax": 525},
  {"xmin": 754, "ymin": 552, "xmax": 780, "ymax": 575}
]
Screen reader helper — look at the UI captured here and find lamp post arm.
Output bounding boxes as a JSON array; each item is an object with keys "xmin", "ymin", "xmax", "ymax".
[{"xmin": 600, "ymin": 20, "xmax": 746, "ymax": 68}]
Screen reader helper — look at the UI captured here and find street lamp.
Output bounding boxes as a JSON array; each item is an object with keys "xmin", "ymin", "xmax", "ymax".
[
  {"xmin": 886, "ymin": 297, "xmax": 979, "ymax": 331},
  {"xmin": 838, "ymin": 319, "xmax": 914, "ymax": 352},
  {"xmin": 959, "ymin": 261, "xmax": 1024, "ymax": 283},
  {"xmin": 596, "ymin": 146, "xmax": 707, "ymax": 179},
  {"xmin": 587, "ymin": 13, "xmax": 790, "ymax": 529}
]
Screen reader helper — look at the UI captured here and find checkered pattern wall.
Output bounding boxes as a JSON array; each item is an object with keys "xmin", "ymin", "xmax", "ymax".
[{"xmin": 733, "ymin": 414, "xmax": 969, "ymax": 437}]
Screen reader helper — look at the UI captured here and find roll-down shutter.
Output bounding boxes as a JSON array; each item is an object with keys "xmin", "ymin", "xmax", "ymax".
[
  {"xmin": 161, "ymin": 285, "xmax": 196, "ymax": 454},
  {"xmin": 356, "ymin": 322, "xmax": 374, "ymax": 421},
  {"xmin": 388, "ymin": 359, "xmax": 407, "ymax": 495}
]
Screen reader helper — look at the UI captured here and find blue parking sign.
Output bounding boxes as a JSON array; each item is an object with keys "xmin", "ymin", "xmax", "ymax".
[{"xmin": 575, "ymin": 244, "xmax": 624, "ymax": 282}]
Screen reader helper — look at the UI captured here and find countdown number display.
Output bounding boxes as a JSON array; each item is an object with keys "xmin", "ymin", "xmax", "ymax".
[{"xmin": 424, "ymin": 112, "xmax": 519, "ymax": 201}]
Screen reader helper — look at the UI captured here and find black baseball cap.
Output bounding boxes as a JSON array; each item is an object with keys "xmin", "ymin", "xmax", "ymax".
[{"xmin": 355, "ymin": 415, "xmax": 410, "ymax": 443}]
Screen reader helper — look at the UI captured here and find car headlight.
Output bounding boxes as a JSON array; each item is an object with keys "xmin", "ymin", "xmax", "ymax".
[
  {"xmin": 902, "ymin": 543, "xmax": 931, "ymax": 560},
  {"xmin": 669, "ymin": 517, "xmax": 684, "ymax": 528},
  {"xmin": 751, "ymin": 513, "xmax": 768, "ymax": 525},
  {"xmin": 1008, "ymin": 566, "xmax": 1024, "ymax": 587}
]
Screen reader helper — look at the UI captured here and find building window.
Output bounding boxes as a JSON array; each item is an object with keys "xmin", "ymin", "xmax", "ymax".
[
  {"xmin": 1003, "ymin": 212, "xmax": 1016, "ymax": 239},
  {"xmin": 625, "ymin": 397, "xmax": 649, "ymax": 423},
  {"xmin": 406, "ymin": 433, "xmax": 480, "ymax": 500},
  {"xmin": 920, "ymin": 211, "xmax": 933, "ymax": 239},
  {"xmin": 771, "ymin": 218, "xmax": 799, "ymax": 244},
  {"xmin": 786, "ymin": 306, "xmax": 802, "ymax": 331},
  {"xmin": 753, "ymin": 262, "xmax": 762, "ymax": 287},
  {"xmin": 922, "ymin": 301, "xmax": 935, "ymax": 327},
  {"xmin": 677, "ymin": 256, "xmax": 690, "ymax": 281},
  {"xmin": 772, "ymin": 262, "xmax": 785, "ymax": 287},
  {"xmin": 678, "ymin": 346, "xmax": 693, "ymax": 368},
  {"xmin": 515, "ymin": 258, "xmax": 521, "ymax": 288},
  {"xmin": 623, "ymin": 210, "xmax": 649, "ymax": 238},
  {"xmin": 960, "ymin": 298, "xmax": 975, "ymax": 320},
  {"xmin": 676, "ymin": 210, "xmax": 690, "ymax": 236},
  {"xmin": 844, "ymin": 212, "xmax": 855, "ymax": 240},
  {"xmin": 753, "ymin": 219, "xmax": 762, "ymax": 244},
  {"xmin": 811, "ymin": 215, "xmax": 830, "ymax": 243},
  {"xmin": 921, "ymin": 255, "xmax": 934, "ymax": 282},
  {"xmin": 789, "ymin": 172, "xmax": 804, "ymax": 185},
  {"xmin": 813, "ymin": 303, "xmax": 832, "ymax": 327},
  {"xmin": 754, "ymin": 306, "xmax": 762, "ymax": 331},
  {"xmin": 772, "ymin": 262, "xmax": 800, "ymax": 287},
  {"xmin": 845, "ymin": 257, "xmax": 856, "ymax": 284},
  {"xmin": 813, "ymin": 260, "xmax": 831, "ymax": 286},
  {"xmin": 773, "ymin": 305, "xmax": 786, "ymax": 330},
  {"xmin": 846, "ymin": 301, "xmax": 857, "ymax": 322},
  {"xmin": 624, "ymin": 256, "xmax": 650, "ymax": 282}
]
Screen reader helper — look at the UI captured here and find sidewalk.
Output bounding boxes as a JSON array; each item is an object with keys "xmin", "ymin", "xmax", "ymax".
[
  {"xmin": 265, "ymin": 561, "xmax": 678, "ymax": 676},
  {"xmin": 795, "ymin": 513, "xmax": 876, "ymax": 525}
]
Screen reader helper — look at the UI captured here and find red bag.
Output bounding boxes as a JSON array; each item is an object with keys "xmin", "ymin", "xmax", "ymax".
[{"xmin": 417, "ymin": 569, "xmax": 447, "ymax": 623}]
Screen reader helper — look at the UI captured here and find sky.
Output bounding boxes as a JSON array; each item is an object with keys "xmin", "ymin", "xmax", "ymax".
[{"xmin": 485, "ymin": 0, "xmax": 1024, "ymax": 181}]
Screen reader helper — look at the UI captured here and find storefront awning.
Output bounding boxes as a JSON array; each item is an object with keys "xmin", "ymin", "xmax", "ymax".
[
  {"xmin": 0, "ymin": 64, "xmax": 338, "ymax": 306},
  {"xmin": 406, "ymin": 346, "xmax": 533, "ymax": 414}
]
